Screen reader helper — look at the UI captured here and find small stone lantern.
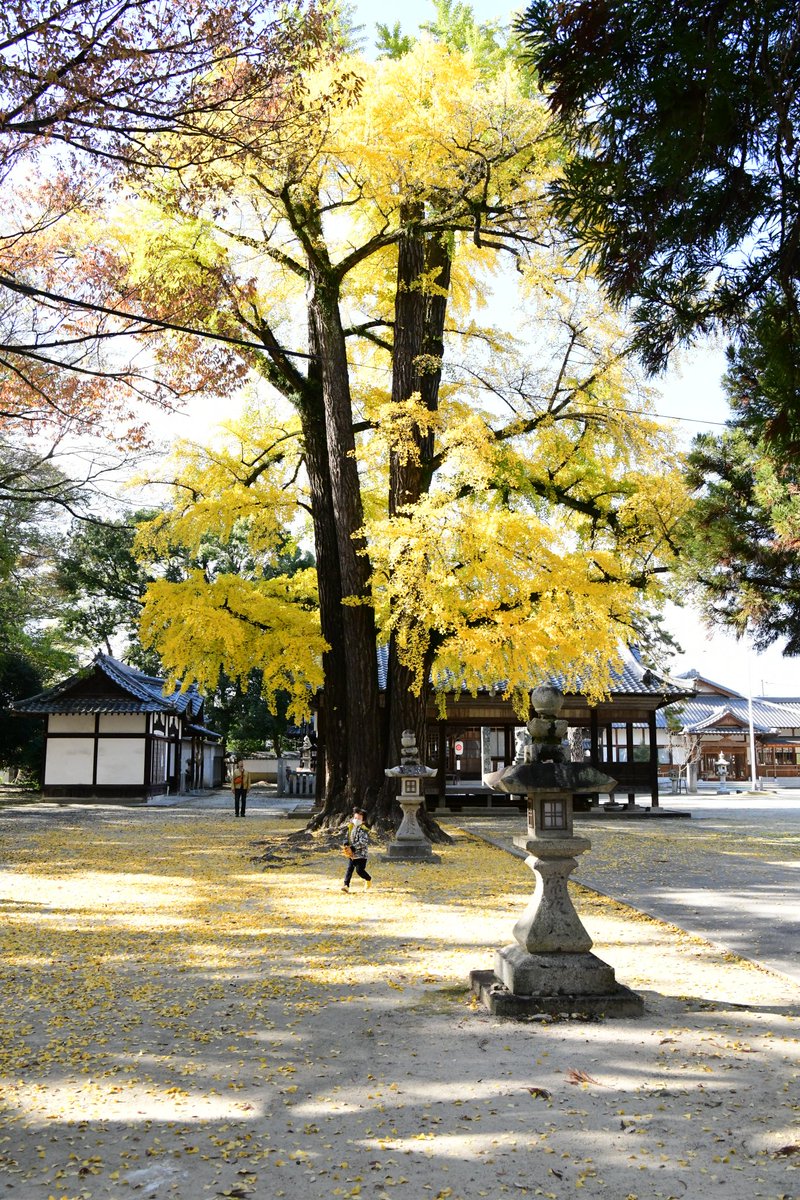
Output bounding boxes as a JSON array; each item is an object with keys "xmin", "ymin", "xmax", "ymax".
[
  {"xmin": 715, "ymin": 751, "xmax": 730, "ymax": 794},
  {"xmin": 384, "ymin": 730, "xmax": 440, "ymax": 862}
]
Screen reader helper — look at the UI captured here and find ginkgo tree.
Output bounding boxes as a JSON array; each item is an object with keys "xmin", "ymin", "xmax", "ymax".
[{"xmin": 121, "ymin": 35, "xmax": 688, "ymax": 826}]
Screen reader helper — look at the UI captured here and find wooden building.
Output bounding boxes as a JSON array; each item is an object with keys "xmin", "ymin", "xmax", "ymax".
[
  {"xmin": 420, "ymin": 648, "xmax": 690, "ymax": 810},
  {"xmin": 11, "ymin": 654, "xmax": 222, "ymax": 800},
  {"xmin": 671, "ymin": 672, "xmax": 800, "ymax": 784}
]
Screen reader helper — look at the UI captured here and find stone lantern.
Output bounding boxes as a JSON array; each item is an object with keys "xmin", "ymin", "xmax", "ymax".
[
  {"xmin": 384, "ymin": 730, "xmax": 440, "ymax": 863},
  {"xmin": 715, "ymin": 752, "xmax": 730, "ymax": 794},
  {"xmin": 472, "ymin": 685, "xmax": 643, "ymax": 1018}
]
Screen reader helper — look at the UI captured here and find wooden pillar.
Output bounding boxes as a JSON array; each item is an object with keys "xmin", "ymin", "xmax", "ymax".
[
  {"xmin": 589, "ymin": 708, "xmax": 599, "ymax": 767},
  {"xmin": 625, "ymin": 722, "xmax": 635, "ymax": 804},
  {"xmin": 41, "ymin": 715, "xmax": 49, "ymax": 787},
  {"xmin": 93, "ymin": 713, "xmax": 100, "ymax": 788},
  {"xmin": 143, "ymin": 713, "xmax": 152, "ymax": 791},
  {"xmin": 649, "ymin": 710, "xmax": 659, "ymax": 807},
  {"xmin": 438, "ymin": 718, "xmax": 447, "ymax": 805}
]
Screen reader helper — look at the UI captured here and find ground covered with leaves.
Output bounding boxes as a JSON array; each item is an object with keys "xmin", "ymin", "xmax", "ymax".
[{"xmin": 0, "ymin": 808, "xmax": 797, "ymax": 1199}]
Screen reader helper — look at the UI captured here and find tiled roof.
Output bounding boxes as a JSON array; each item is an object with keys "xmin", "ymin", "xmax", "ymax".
[
  {"xmin": 376, "ymin": 643, "xmax": 688, "ymax": 702},
  {"xmin": 23, "ymin": 698, "xmax": 168, "ymax": 715},
  {"xmin": 675, "ymin": 670, "xmax": 744, "ymax": 698},
  {"xmin": 185, "ymin": 723, "xmax": 222, "ymax": 739},
  {"xmin": 673, "ymin": 694, "xmax": 800, "ymax": 734},
  {"xmin": 11, "ymin": 653, "xmax": 204, "ymax": 718}
]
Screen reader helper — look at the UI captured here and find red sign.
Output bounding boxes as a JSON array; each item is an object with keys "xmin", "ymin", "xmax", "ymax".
[{"xmin": 453, "ymin": 740, "xmax": 464, "ymax": 755}]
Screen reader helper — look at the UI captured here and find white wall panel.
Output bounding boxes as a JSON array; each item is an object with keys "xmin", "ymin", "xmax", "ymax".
[
  {"xmin": 98, "ymin": 714, "xmax": 146, "ymax": 734},
  {"xmin": 96, "ymin": 740, "xmax": 145, "ymax": 786},
  {"xmin": 45, "ymin": 739, "xmax": 95, "ymax": 785},
  {"xmin": 49, "ymin": 715, "xmax": 94, "ymax": 734}
]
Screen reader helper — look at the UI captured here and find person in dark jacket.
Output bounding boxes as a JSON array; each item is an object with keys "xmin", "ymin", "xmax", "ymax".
[{"xmin": 341, "ymin": 809, "xmax": 372, "ymax": 892}]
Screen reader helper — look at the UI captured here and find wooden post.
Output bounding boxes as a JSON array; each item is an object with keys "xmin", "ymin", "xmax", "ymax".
[
  {"xmin": 649, "ymin": 710, "xmax": 659, "ymax": 807},
  {"xmin": 626, "ymin": 721, "xmax": 635, "ymax": 805},
  {"xmin": 437, "ymin": 718, "xmax": 447, "ymax": 806}
]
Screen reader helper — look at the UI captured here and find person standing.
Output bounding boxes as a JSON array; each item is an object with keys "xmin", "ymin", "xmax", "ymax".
[
  {"xmin": 230, "ymin": 758, "xmax": 251, "ymax": 817},
  {"xmin": 341, "ymin": 809, "xmax": 372, "ymax": 892}
]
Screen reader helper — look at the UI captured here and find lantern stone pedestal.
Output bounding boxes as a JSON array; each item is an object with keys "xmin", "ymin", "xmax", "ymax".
[
  {"xmin": 470, "ymin": 687, "xmax": 644, "ymax": 1019},
  {"xmin": 383, "ymin": 731, "xmax": 440, "ymax": 863}
]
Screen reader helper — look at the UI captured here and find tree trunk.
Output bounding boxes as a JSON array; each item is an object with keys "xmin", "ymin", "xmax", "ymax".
[
  {"xmin": 376, "ymin": 216, "xmax": 455, "ymax": 840},
  {"xmin": 306, "ymin": 246, "xmax": 383, "ymax": 818},
  {"xmin": 389, "ymin": 202, "xmax": 426, "ymax": 515},
  {"xmin": 281, "ymin": 192, "xmax": 453, "ymax": 833},
  {"xmin": 298, "ymin": 387, "xmax": 350, "ymax": 813}
]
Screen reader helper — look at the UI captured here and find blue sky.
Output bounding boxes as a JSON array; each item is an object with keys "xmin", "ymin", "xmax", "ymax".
[{"xmin": 349, "ymin": 0, "xmax": 519, "ymax": 46}]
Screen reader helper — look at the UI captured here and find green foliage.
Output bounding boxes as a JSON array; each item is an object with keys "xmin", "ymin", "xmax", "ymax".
[
  {"xmin": 0, "ymin": 651, "xmax": 45, "ymax": 779},
  {"xmin": 0, "ymin": 443, "xmax": 88, "ymax": 775},
  {"xmin": 376, "ymin": 0, "xmax": 525, "ymax": 83},
  {"xmin": 205, "ymin": 669, "xmax": 293, "ymax": 755},
  {"xmin": 722, "ymin": 290, "xmax": 800, "ymax": 460},
  {"xmin": 421, "ymin": 0, "xmax": 514, "ymax": 73},
  {"xmin": 664, "ymin": 705, "xmax": 685, "ymax": 736},
  {"xmin": 375, "ymin": 22, "xmax": 415, "ymax": 59},
  {"xmin": 681, "ymin": 428, "xmax": 800, "ymax": 652},
  {"xmin": 677, "ymin": 285, "xmax": 800, "ymax": 652},
  {"xmin": 518, "ymin": 0, "xmax": 800, "ymax": 383},
  {"xmin": 627, "ymin": 610, "xmax": 683, "ymax": 674},
  {"xmin": 0, "ymin": 444, "xmax": 77, "ymax": 670},
  {"xmin": 55, "ymin": 511, "xmax": 161, "ymax": 669},
  {"xmin": 325, "ymin": 1, "xmax": 366, "ymax": 54}
]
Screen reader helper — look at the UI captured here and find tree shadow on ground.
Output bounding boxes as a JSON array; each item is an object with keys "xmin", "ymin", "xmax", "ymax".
[{"xmin": 0, "ymin": 808, "xmax": 798, "ymax": 1200}]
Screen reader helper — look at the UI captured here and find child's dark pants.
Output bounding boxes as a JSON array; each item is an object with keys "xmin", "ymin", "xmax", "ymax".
[{"xmin": 343, "ymin": 857, "xmax": 371, "ymax": 887}]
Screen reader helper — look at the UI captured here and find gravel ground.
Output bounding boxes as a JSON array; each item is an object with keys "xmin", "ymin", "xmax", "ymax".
[{"xmin": 0, "ymin": 805, "xmax": 798, "ymax": 1200}]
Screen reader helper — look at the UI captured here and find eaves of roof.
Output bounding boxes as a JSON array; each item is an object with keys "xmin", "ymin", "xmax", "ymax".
[
  {"xmin": 375, "ymin": 644, "xmax": 688, "ymax": 703},
  {"xmin": 10, "ymin": 653, "xmax": 203, "ymax": 718},
  {"xmin": 14, "ymin": 697, "xmax": 169, "ymax": 715}
]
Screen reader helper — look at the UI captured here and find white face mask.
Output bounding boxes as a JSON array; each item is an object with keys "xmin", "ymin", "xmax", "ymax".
[{"xmin": 352, "ymin": 815, "xmax": 363, "ymax": 825}]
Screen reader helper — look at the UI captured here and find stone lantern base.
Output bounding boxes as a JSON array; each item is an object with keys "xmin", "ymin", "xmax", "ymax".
[
  {"xmin": 382, "ymin": 792, "xmax": 441, "ymax": 863},
  {"xmin": 383, "ymin": 841, "xmax": 442, "ymax": 863},
  {"xmin": 470, "ymin": 947, "xmax": 644, "ymax": 1018}
]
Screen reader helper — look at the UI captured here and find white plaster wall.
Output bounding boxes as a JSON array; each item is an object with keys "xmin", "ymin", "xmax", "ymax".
[
  {"xmin": 96, "ymin": 740, "xmax": 145, "ymax": 786},
  {"xmin": 98, "ymin": 714, "xmax": 146, "ymax": 734},
  {"xmin": 45, "ymin": 739, "xmax": 95, "ymax": 785},
  {"xmin": 202, "ymin": 744, "xmax": 217, "ymax": 786},
  {"xmin": 49, "ymin": 715, "xmax": 94, "ymax": 734},
  {"xmin": 243, "ymin": 756, "xmax": 278, "ymax": 783}
]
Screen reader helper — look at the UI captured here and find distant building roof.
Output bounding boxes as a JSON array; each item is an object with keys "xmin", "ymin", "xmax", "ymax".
[
  {"xmin": 675, "ymin": 670, "xmax": 744, "ymax": 699},
  {"xmin": 11, "ymin": 653, "xmax": 207, "ymax": 721},
  {"xmin": 672, "ymin": 693, "xmax": 800, "ymax": 734}
]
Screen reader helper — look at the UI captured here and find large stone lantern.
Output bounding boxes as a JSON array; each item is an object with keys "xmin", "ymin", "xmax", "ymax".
[
  {"xmin": 384, "ymin": 730, "xmax": 440, "ymax": 862},
  {"xmin": 471, "ymin": 685, "xmax": 643, "ymax": 1018}
]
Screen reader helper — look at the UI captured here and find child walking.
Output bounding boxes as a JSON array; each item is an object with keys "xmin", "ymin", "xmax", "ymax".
[{"xmin": 341, "ymin": 809, "xmax": 372, "ymax": 893}]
